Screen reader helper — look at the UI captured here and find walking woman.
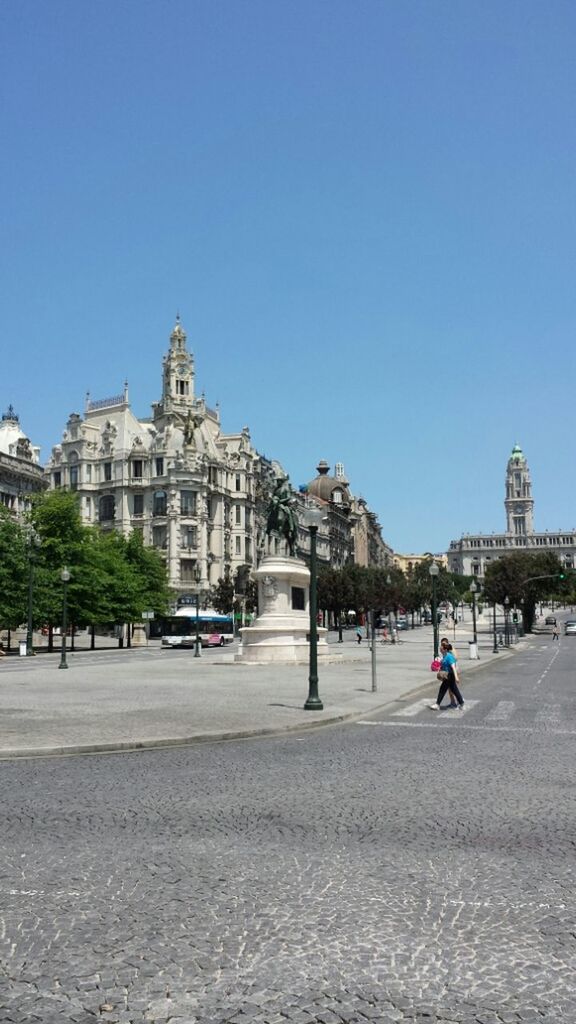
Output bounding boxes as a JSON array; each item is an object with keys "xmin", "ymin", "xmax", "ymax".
[{"xmin": 429, "ymin": 639, "xmax": 465, "ymax": 710}]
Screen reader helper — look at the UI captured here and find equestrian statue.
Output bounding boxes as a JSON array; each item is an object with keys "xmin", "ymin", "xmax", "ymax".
[{"xmin": 266, "ymin": 477, "xmax": 299, "ymax": 557}]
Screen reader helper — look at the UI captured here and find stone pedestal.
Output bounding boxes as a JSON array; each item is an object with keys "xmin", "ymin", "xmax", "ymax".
[
  {"xmin": 235, "ymin": 555, "xmax": 328, "ymax": 664},
  {"xmin": 131, "ymin": 622, "xmax": 149, "ymax": 647}
]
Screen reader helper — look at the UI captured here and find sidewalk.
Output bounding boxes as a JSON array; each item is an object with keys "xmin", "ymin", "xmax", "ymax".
[{"xmin": 0, "ymin": 625, "xmax": 520, "ymax": 759}]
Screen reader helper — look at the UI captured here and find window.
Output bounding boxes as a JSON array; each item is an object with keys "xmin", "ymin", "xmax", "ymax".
[
  {"xmin": 153, "ymin": 490, "xmax": 167, "ymax": 516},
  {"xmin": 235, "ymin": 504, "xmax": 242, "ymax": 525},
  {"xmin": 104, "ymin": 462, "xmax": 112, "ymax": 482},
  {"xmin": 180, "ymin": 559, "xmax": 198, "ymax": 582},
  {"xmin": 182, "ymin": 526, "xmax": 197, "ymax": 548},
  {"xmin": 70, "ymin": 465, "xmax": 79, "ymax": 491},
  {"xmin": 152, "ymin": 525, "xmax": 167, "ymax": 549},
  {"xmin": 181, "ymin": 490, "xmax": 196, "ymax": 516},
  {"xmin": 53, "ymin": 471, "xmax": 61, "ymax": 488},
  {"xmin": 235, "ymin": 473, "xmax": 242, "ymax": 491},
  {"xmin": 155, "ymin": 457, "xmax": 164, "ymax": 477},
  {"xmin": 133, "ymin": 493, "xmax": 144, "ymax": 516},
  {"xmin": 85, "ymin": 464, "xmax": 92, "ymax": 482},
  {"xmin": 245, "ymin": 508, "xmax": 251, "ymax": 528},
  {"xmin": 99, "ymin": 495, "xmax": 115, "ymax": 522},
  {"xmin": 176, "ymin": 379, "xmax": 189, "ymax": 396},
  {"xmin": 235, "ymin": 536, "xmax": 241, "ymax": 554},
  {"xmin": 132, "ymin": 460, "xmax": 143, "ymax": 479}
]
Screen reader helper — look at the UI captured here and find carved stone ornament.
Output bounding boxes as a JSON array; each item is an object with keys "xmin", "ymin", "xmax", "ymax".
[{"xmin": 262, "ymin": 575, "xmax": 278, "ymax": 599}]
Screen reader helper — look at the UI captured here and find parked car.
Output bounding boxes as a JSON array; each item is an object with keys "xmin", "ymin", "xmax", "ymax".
[
  {"xmin": 545, "ymin": 615, "xmax": 557, "ymax": 625},
  {"xmin": 564, "ymin": 621, "xmax": 576, "ymax": 636}
]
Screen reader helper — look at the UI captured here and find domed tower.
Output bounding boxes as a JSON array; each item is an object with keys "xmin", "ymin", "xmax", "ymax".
[
  {"xmin": 307, "ymin": 460, "xmax": 351, "ymax": 507},
  {"xmin": 505, "ymin": 444, "xmax": 534, "ymax": 536}
]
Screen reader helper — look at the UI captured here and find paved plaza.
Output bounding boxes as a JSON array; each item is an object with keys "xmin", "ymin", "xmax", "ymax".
[
  {"xmin": 1, "ymin": 623, "xmax": 574, "ymax": 1024},
  {"xmin": 0, "ymin": 624, "xmax": 499, "ymax": 758}
]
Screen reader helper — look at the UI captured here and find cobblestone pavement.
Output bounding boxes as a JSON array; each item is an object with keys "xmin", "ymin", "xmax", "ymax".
[{"xmin": 1, "ymin": 636, "xmax": 575, "ymax": 1023}]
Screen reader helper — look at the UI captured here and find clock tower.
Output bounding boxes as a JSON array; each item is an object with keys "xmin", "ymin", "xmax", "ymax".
[
  {"xmin": 505, "ymin": 444, "xmax": 534, "ymax": 536},
  {"xmin": 159, "ymin": 316, "xmax": 195, "ymax": 416}
]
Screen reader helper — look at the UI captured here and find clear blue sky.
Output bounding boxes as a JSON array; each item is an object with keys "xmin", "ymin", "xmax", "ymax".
[{"xmin": 2, "ymin": 0, "xmax": 576, "ymax": 553}]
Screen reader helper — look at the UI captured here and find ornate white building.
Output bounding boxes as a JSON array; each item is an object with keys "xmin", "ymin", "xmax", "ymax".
[
  {"xmin": 45, "ymin": 319, "xmax": 282, "ymax": 601},
  {"xmin": 0, "ymin": 405, "xmax": 46, "ymax": 515},
  {"xmin": 448, "ymin": 444, "xmax": 576, "ymax": 578}
]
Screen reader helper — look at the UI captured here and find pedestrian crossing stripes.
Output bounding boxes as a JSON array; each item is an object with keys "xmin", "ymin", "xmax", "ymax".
[
  {"xmin": 391, "ymin": 699, "xmax": 479, "ymax": 717},
  {"xmin": 534, "ymin": 704, "xmax": 562, "ymax": 728},
  {"xmin": 484, "ymin": 700, "xmax": 515, "ymax": 722},
  {"xmin": 357, "ymin": 698, "xmax": 575, "ymax": 734}
]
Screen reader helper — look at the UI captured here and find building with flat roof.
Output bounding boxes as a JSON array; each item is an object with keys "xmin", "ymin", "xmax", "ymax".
[{"xmin": 448, "ymin": 444, "xmax": 576, "ymax": 578}]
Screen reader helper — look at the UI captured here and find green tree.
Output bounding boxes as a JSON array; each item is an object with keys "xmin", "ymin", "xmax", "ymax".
[
  {"xmin": 125, "ymin": 530, "xmax": 171, "ymax": 616},
  {"xmin": 483, "ymin": 551, "xmax": 568, "ymax": 632},
  {"xmin": 0, "ymin": 508, "xmax": 28, "ymax": 634},
  {"xmin": 210, "ymin": 575, "xmax": 235, "ymax": 615}
]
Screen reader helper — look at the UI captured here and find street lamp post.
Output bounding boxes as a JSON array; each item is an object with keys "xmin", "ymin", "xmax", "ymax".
[
  {"xmin": 194, "ymin": 564, "xmax": 202, "ymax": 658},
  {"xmin": 59, "ymin": 566, "xmax": 71, "ymax": 669},
  {"xmin": 492, "ymin": 602, "xmax": 499, "ymax": 654},
  {"xmin": 429, "ymin": 561, "xmax": 440, "ymax": 658},
  {"xmin": 470, "ymin": 580, "xmax": 478, "ymax": 646},
  {"xmin": 25, "ymin": 526, "xmax": 39, "ymax": 656},
  {"xmin": 504, "ymin": 595, "xmax": 510, "ymax": 647},
  {"xmin": 386, "ymin": 573, "xmax": 393, "ymax": 640},
  {"xmin": 304, "ymin": 506, "xmax": 324, "ymax": 711}
]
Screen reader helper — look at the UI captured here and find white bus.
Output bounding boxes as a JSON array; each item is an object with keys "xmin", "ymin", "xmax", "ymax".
[{"xmin": 161, "ymin": 608, "xmax": 234, "ymax": 649}]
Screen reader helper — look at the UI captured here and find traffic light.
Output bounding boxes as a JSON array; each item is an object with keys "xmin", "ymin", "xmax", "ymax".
[
  {"xmin": 559, "ymin": 573, "xmax": 566, "ymax": 580},
  {"xmin": 512, "ymin": 612, "xmax": 518, "ymax": 623}
]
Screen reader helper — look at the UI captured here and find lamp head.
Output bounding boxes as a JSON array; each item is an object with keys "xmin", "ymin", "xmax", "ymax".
[
  {"xmin": 61, "ymin": 566, "xmax": 71, "ymax": 583},
  {"xmin": 303, "ymin": 506, "xmax": 324, "ymax": 529},
  {"xmin": 470, "ymin": 580, "xmax": 477, "ymax": 593},
  {"xmin": 428, "ymin": 562, "xmax": 440, "ymax": 578}
]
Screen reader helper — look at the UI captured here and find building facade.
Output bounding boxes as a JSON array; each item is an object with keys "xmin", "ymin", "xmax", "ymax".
[
  {"xmin": 448, "ymin": 444, "xmax": 576, "ymax": 578},
  {"xmin": 45, "ymin": 319, "xmax": 284, "ymax": 602},
  {"xmin": 305, "ymin": 460, "xmax": 392, "ymax": 569},
  {"xmin": 0, "ymin": 405, "xmax": 46, "ymax": 515}
]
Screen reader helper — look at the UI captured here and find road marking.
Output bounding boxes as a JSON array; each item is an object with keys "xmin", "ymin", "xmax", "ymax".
[
  {"xmin": 484, "ymin": 700, "xmax": 515, "ymax": 722},
  {"xmin": 535, "ymin": 704, "xmax": 563, "ymax": 728},
  {"xmin": 391, "ymin": 699, "xmax": 433, "ymax": 717},
  {"xmin": 359, "ymin": 720, "xmax": 576, "ymax": 735}
]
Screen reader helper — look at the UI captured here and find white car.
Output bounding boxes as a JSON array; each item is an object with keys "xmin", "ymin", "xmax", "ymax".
[{"xmin": 564, "ymin": 621, "xmax": 576, "ymax": 636}]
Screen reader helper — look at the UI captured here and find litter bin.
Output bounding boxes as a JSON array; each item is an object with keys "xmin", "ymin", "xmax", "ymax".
[
  {"xmin": 468, "ymin": 640, "xmax": 478, "ymax": 660},
  {"xmin": 19, "ymin": 640, "xmax": 27, "ymax": 657}
]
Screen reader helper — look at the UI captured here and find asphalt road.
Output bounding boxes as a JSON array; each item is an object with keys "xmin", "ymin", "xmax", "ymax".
[{"xmin": 1, "ymin": 633, "xmax": 575, "ymax": 1023}]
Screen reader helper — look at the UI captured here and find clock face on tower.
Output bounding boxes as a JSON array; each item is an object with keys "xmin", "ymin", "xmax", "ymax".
[{"xmin": 177, "ymin": 364, "xmax": 187, "ymax": 377}]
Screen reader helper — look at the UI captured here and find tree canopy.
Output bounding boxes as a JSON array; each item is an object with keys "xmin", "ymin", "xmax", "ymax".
[{"xmin": 0, "ymin": 491, "xmax": 171, "ymax": 636}]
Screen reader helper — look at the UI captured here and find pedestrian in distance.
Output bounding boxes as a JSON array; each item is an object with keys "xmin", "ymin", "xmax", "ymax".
[
  {"xmin": 429, "ymin": 639, "xmax": 465, "ymax": 711},
  {"xmin": 440, "ymin": 635, "xmax": 461, "ymax": 706},
  {"xmin": 552, "ymin": 623, "xmax": 559, "ymax": 641},
  {"xmin": 356, "ymin": 625, "xmax": 363, "ymax": 645}
]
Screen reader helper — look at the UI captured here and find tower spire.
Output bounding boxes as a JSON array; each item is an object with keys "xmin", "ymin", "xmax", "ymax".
[{"xmin": 505, "ymin": 444, "xmax": 534, "ymax": 536}]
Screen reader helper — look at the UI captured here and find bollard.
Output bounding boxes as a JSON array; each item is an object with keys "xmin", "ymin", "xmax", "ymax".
[{"xmin": 468, "ymin": 640, "xmax": 478, "ymax": 660}]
